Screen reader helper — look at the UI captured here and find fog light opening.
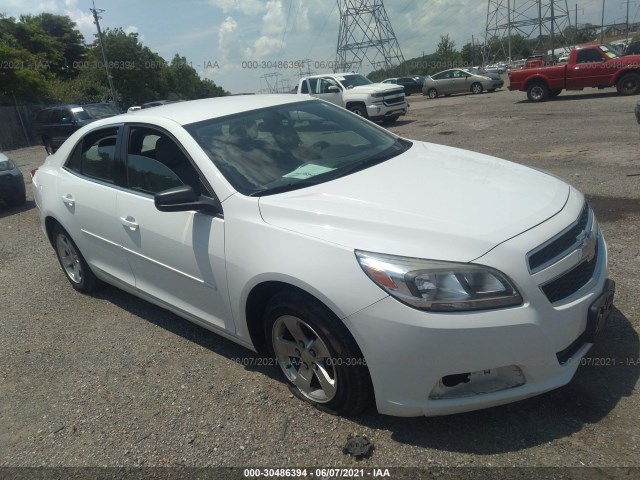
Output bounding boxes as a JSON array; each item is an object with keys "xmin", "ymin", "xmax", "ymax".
[
  {"xmin": 442, "ymin": 373, "xmax": 470, "ymax": 387},
  {"xmin": 429, "ymin": 365, "xmax": 526, "ymax": 400}
]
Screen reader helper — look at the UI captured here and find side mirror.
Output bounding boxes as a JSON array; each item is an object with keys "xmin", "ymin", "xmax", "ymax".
[
  {"xmin": 327, "ymin": 85, "xmax": 340, "ymax": 93},
  {"xmin": 154, "ymin": 185, "xmax": 220, "ymax": 215}
]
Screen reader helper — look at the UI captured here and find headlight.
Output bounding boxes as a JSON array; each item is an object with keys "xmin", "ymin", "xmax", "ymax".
[
  {"xmin": 371, "ymin": 92, "xmax": 386, "ymax": 98},
  {"xmin": 355, "ymin": 251, "xmax": 523, "ymax": 312}
]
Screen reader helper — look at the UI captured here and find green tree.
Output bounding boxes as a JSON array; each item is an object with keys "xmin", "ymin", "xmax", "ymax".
[{"xmin": 434, "ymin": 34, "xmax": 460, "ymax": 69}]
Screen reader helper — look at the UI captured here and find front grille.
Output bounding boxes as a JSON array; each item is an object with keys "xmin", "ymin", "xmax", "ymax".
[
  {"xmin": 528, "ymin": 203, "xmax": 590, "ymax": 272},
  {"xmin": 384, "ymin": 96, "xmax": 406, "ymax": 106},
  {"xmin": 541, "ymin": 242, "xmax": 599, "ymax": 303}
]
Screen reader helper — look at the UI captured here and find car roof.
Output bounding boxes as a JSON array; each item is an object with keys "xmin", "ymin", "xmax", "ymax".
[{"xmin": 94, "ymin": 95, "xmax": 318, "ymax": 126}]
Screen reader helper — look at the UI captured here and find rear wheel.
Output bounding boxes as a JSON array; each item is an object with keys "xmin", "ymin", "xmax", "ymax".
[
  {"xmin": 427, "ymin": 88, "xmax": 438, "ymax": 99},
  {"xmin": 616, "ymin": 73, "xmax": 640, "ymax": 96},
  {"xmin": 471, "ymin": 82, "xmax": 483, "ymax": 94},
  {"xmin": 52, "ymin": 225, "xmax": 101, "ymax": 293},
  {"xmin": 526, "ymin": 82, "xmax": 549, "ymax": 102},
  {"xmin": 264, "ymin": 290, "xmax": 373, "ymax": 416}
]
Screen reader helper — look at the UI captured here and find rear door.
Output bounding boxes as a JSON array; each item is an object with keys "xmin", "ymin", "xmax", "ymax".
[{"xmin": 56, "ymin": 125, "xmax": 135, "ymax": 286}]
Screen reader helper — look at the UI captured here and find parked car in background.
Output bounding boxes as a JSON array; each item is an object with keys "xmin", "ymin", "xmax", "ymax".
[
  {"xmin": 35, "ymin": 103, "xmax": 121, "ymax": 154},
  {"xmin": 462, "ymin": 67, "xmax": 504, "ymax": 83},
  {"xmin": 0, "ymin": 152, "xmax": 26, "ymax": 207},
  {"xmin": 509, "ymin": 59, "xmax": 526, "ymax": 70},
  {"xmin": 423, "ymin": 68, "xmax": 503, "ymax": 98},
  {"xmin": 625, "ymin": 41, "xmax": 640, "ymax": 56},
  {"xmin": 381, "ymin": 76, "xmax": 422, "ymax": 95},
  {"xmin": 127, "ymin": 106, "xmax": 142, "ymax": 112},
  {"xmin": 31, "ymin": 95, "xmax": 614, "ymax": 417},
  {"xmin": 141, "ymin": 100, "xmax": 182, "ymax": 109},
  {"xmin": 485, "ymin": 63, "xmax": 507, "ymax": 74}
]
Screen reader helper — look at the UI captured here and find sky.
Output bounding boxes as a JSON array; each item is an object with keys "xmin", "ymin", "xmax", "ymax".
[{"xmin": 1, "ymin": 0, "xmax": 638, "ymax": 94}]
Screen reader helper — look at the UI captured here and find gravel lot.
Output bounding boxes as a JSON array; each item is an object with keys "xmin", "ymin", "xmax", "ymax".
[{"xmin": 1, "ymin": 86, "xmax": 639, "ymax": 475}]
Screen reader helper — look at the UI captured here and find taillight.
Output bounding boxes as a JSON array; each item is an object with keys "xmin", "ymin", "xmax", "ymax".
[{"xmin": 31, "ymin": 168, "xmax": 38, "ymax": 178}]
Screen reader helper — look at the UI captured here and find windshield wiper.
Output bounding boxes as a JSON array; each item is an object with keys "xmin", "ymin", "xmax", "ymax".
[{"xmin": 248, "ymin": 178, "xmax": 326, "ymax": 197}]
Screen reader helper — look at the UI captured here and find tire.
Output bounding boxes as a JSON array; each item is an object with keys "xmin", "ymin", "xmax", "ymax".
[
  {"xmin": 43, "ymin": 137, "xmax": 54, "ymax": 155},
  {"xmin": 427, "ymin": 88, "xmax": 438, "ymax": 99},
  {"xmin": 549, "ymin": 89, "xmax": 562, "ymax": 98},
  {"xmin": 526, "ymin": 82, "xmax": 549, "ymax": 102},
  {"xmin": 616, "ymin": 73, "xmax": 640, "ymax": 96},
  {"xmin": 264, "ymin": 290, "xmax": 373, "ymax": 416},
  {"xmin": 52, "ymin": 225, "xmax": 101, "ymax": 293},
  {"xmin": 348, "ymin": 105, "xmax": 368, "ymax": 119},
  {"xmin": 471, "ymin": 83, "xmax": 483, "ymax": 95}
]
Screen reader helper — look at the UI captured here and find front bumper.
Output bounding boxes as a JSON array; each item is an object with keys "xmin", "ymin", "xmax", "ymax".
[
  {"xmin": 0, "ymin": 171, "xmax": 25, "ymax": 200},
  {"xmin": 367, "ymin": 102, "xmax": 407, "ymax": 120},
  {"xmin": 345, "ymin": 192, "xmax": 610, "ymax": 417}
]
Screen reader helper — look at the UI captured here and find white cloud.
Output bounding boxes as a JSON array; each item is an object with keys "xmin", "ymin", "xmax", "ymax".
[
  {"xmin": 218, "ymin": 15, "xmax": 246, "ymax": 61},
  {"xmin": 261, "ymin": 0, "xmax": 286, "ymax": 36},
  {"xmin": 248, "ymin": 35, "xmax": 286, "ymax": 57},
  {"xmin": 124, "ymin": 25, "xmax": 138, "ymax": 35},
  {"xmin": 208, "ymin": 0, "xmax": 267, "ymax": 16}
]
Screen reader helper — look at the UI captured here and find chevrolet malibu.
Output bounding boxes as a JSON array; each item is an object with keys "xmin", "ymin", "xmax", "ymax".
[{"xmin": 32, "ymin": 96, "xmax": 615, "ymax": 417}]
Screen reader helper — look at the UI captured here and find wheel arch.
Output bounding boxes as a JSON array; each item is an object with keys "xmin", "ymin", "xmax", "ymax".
[
  {"xmin": 244, "ymin": 278, "xmax": 350, "ymax": 354},
  {"xmin": 613, "ymin": 68, "xmax": 640, "ymax": 84},
  {"xmin": 345, "ymin": 101, "xmax": 367, "ymax": 111},
  {"xmin": 524, "ymin": 76, "xmax": 550, "ymax": 90},
  {"xmin": 44, "ymin": 215, "xmax": 64, "ymax": 246}
]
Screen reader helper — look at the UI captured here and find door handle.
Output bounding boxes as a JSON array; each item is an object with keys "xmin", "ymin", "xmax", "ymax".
[
  {"xmin": 61, "ymin": 194, "xmax": 75, "ymax": 207},
  {"xmin": 120, "ymin": 216, "xmax": 139, "ymax": 231}
]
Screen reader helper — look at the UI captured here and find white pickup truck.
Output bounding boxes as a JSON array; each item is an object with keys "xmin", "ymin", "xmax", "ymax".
[{"xmin": 296, "ymin": 73, "xmax": 407, "ymax": 123}]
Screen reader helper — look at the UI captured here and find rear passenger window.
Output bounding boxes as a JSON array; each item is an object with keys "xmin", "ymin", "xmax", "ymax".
[{"xmin": 65, "ymin": 127, "xmax": 119, "ymax": 184}]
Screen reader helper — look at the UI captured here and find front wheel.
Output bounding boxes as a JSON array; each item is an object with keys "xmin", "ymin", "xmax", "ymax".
[
  {"xmin": 471, "ymin": 83, "xmax": 483, "ymax": 94},
  {"xmin": 526, "ymin": 82, "xmax": 549, "ymax": 102},
  {"xmin": 265, "ymin": 290, "xmax": 373, "ymax": 416},
  {"xmin": 349, "ymin": 105, "xmax": 368, "ymax": 118},
  {"xmin": 52, "ymin": 226, "xmax": 101, "ymax": 293},
  {"xmin": 616, "ymin": 73, "xmax": 640, "ymax": 96},
  {"xmin": 427, "ymin": 88, "xmax": 438, "ymax": 99}
]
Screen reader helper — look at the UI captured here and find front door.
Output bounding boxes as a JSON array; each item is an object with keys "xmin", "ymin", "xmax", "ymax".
[{"xmin": 115, "ymin": 126, "xmax": 233, "ymax": 331}]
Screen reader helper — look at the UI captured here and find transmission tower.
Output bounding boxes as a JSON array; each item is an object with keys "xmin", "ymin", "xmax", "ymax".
[
  {"xmin": 335, "ymin": 0, "xmax": 405, "ymax": 73},
  {"xmin": 484, "ymin": 0, "xmax": 572, "ymax": 63}
]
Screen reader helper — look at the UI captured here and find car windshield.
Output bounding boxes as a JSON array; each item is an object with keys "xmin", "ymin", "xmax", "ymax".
[
  {"xmin": 336, "ymin": 74, "xmax": 373, "ymax": 88},
  {"xmin": 82, "ymin": 104, "xmax": 121, "ymax": 119},
  {"xmin": 185, "ymin": 100, "xmax": 411, "ymax": 196},
  {"xmin": 602, "ymin": 44, "xmax": 622, "ymax": 58},
  {"xmin": 466, "ymin": 68, "xmax": 484, "ymax": 75}
]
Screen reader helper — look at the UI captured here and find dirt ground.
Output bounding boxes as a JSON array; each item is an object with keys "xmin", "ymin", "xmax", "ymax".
[{"xmin": 1, "ymin": 86, "xmax": 639, "ymax": 477}]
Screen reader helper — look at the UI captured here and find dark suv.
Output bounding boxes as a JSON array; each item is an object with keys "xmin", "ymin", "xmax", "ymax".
[
  {"xmin": 625, "ymin": 41, "xmax": 640, "ymax": 56},
  {"xmin": 34, "ymin": 103, "xmax": 121, "ymax": 154}
]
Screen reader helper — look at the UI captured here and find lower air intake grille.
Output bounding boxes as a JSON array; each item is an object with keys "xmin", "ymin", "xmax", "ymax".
[{"xmin": 541, "ymin": 242, "xmax": 598, "ymax": 303}]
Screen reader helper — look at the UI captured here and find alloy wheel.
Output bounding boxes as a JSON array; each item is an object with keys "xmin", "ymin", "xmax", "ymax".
[
  {"xmin": 272, "ymin": 314, "xmax": 337, "ymax": 403},
  {"xmin": 55, "ymin": 234, "xmax": 83, "ymax": 284}
]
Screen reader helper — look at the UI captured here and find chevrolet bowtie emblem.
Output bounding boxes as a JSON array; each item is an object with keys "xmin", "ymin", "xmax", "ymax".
[{"xmin": 577, "ymin": 229, "xmax": 597, "ymax": 262}]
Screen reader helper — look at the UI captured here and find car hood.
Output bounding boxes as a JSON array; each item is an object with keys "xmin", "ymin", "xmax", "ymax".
[
  {"xmin": 258, "ymin": 142, "xmax": 569, "ymax": 262},
  {"xmin": 347, "ymin": 83, "xmax": 404, "ymax": 95}
]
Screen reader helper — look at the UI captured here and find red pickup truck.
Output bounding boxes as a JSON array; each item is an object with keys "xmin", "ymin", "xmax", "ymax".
[{"xmin": 508, "ymin": 44, "xmax": 640, "ymax": 101}]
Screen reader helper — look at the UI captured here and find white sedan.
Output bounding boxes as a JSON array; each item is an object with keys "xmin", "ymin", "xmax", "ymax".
[{"xmin": 32, "ymin": 95, "xmax": 614, "ymax": 417}]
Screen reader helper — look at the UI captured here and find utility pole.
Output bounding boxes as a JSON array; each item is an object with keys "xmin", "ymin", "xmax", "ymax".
[
  {"xmin": 90, "ymin": 0, "xmax": 118, "ymax": 107},
  {"xmin": 550, "ymin": 0, "xmax": 555, "ymax": 55},
  {"xmin": 601, "ymin": 0, "xmax": 606, "ymax": 43},
  {"xmin": 625, "ymin": 0, "xmax": 630, "ymax": 40},
  {"xmin": 472, "ymin": 35, "xmax": 476, "ymax": 65}
]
